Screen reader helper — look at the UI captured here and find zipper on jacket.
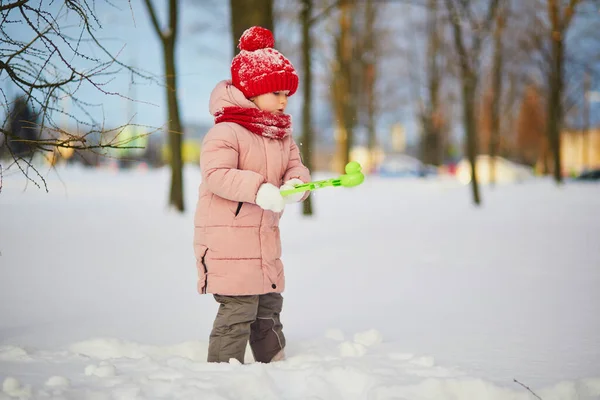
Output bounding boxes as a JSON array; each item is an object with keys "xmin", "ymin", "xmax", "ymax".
[
  {"xmin": 201, "ymin": 248, "xmax": 209, "ymax": 294},
  {"xmin": 234, "ymin": 202, "xmax": 243, "ymax": 217}
]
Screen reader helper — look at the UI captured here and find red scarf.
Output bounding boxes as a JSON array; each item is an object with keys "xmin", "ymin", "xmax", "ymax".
[{"xmin": 214, "ymin": 106, "xmax": 291, "ymax": 140}]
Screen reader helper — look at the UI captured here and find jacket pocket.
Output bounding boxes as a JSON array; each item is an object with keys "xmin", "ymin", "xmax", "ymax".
[
  {"xmin": 234, "ymin": 202, "xmax": 243, "ymax": 217},
  {"xmin": 201, "ymin": 248, "xmax": 209, "ymax": 294}
]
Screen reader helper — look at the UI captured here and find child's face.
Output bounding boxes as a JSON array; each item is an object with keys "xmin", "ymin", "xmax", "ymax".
[{"xmin": 251, "ymin": 91, "xmax": 289, "ymax": 114}]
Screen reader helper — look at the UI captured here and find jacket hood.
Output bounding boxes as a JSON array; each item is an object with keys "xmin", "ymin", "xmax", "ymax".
[{"xmin": 209, "ymin": 80, "xmax": 257, "ymax": 116}]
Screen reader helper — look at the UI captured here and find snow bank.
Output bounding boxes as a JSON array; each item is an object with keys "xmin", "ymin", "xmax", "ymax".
[
  {"xmin": 2, "ymin": 333, "xmax": 600, "ymax": 400},
  {"xmin": 1, "ymin": 166, "xmax": 599, "ymax": 399},
  {"xmin": 69, "ymin": 338, "xmax": 207, "ymax": 362}
]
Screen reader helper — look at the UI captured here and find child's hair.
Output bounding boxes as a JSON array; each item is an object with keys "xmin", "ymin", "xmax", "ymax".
[{"xmin": 231, "ymin": 26, "xmax": 298, "ymax": 99}]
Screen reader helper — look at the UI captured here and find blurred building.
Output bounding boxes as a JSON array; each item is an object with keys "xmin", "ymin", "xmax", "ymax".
[
  {"xmin": 455, "ymin": 155, "xmax": 534, "ymax": 185},
  {"xmin": 159, "ymin": 122, "xmax": 210, "ymax": 166},
  {"xmin": 561, "ymin": 128, "xmax": 600, "ymax": 175}
]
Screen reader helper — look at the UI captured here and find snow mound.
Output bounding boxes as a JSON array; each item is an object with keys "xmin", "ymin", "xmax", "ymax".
[
  {"xmin": 339, "ymin": 341, "xmax": 367, "ymax": 357},
  {"xmin": 44, "ymin": 376, "xmax": 70, "ymax": 388},
  {"xmin": 325, "ymin": 328, "xmax": 345, "ymax": 341},
  {"xmin": 2, "ymin": 377, "xmax": 31, "ymax": 398},
  {"xmin": 389, "ymin": 353, "xmax": 415, "ymax": 361},
  {"xmin": 0, "ymin": 346, "xmax": 30, "ymax": 361},
  {"xmin": 353, "ymin": 329, "xmax": 383, "ymax": 347},
  {"xmin": 0, "ymin": 339, "xmax": 599, "ymax": 399},
  {"xmin": 409, "ymin": 356, "xmax": 435, "ymax": 368},
  {"xmin": 538, "ymin": 379, "xmax": 600, "ymax": 400},
  {"xmin": 85, "ymin": 362, "xmax": 117, "ymax": 378},
  {"xmin": 70, "ymin": 338, "xmax": 206, "ymax": 361}
]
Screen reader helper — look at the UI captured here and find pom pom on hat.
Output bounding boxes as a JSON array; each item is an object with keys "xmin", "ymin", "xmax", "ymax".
[
  {"xmin": 238, "ymin": 26, "xmax": 274, "ymax": 52},
  {"xmin": 231, "ymin": 26, "xmax": 298, "ymax": 99}
]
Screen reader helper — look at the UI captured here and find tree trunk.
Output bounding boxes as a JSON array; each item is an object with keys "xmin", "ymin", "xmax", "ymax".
[
  {"xmin": 142, "ymin": 0, "xmax": 184, "ymax": 212},
  {"xmin": 445, "ymin": 0, "xmax": 495, "ymax": 206},
  {"xmin": 364, "ymin": 0, "xmax": 377, "ymax": 168},
  {"xmin": 332, "ymin": 0, "xmax": 354, "ymax": 174},
  {"xmin": 230, "ymin": 0, "xmax": 274, "ymax": 57},
  {"xmin": 421, "ymin": 0, "xmax": 443, "ymax": 167},
  {"xmin": 489, "ymin": 7, "xmax": 505, "ymax": 187},
  {"xmin": 548, "ymin": 31, "xmax": 563, "ymax": 183},
  {"xmin": 504, "ymin": 70, "xmax": 518, "ymax": 158},
  {"xmin": 165, "ymin": 36, "xmax": 184, "ymax": 212},
  {"xmin": 300, "ymin": 0, "xmax": 313, "ymax": 216},
  {"xmin": 582, "ymin": 70, "xmax": 590, "ymax": 170},
  {"xmin": 463, "ymin": 76, "xmax": 482, "ymax": 205},
  {"xmin": 546, "ymin": 0, "xmax": 580, "ymax": 183}
]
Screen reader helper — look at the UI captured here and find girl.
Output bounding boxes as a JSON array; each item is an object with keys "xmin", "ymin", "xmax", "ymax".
[{"xmin": 193, "ymin": 26, "xmax": 311, "ymax": 364}]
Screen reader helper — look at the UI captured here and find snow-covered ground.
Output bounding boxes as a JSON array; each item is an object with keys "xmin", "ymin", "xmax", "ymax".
[{"xmin": 1, "ymin": 165, "xmax": 599, "ymax": 399}]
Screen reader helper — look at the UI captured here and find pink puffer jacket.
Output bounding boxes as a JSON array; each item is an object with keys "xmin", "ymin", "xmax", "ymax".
[{"xmin": 193, "ymin": 80, "xmax": 311, "ymax": 296}]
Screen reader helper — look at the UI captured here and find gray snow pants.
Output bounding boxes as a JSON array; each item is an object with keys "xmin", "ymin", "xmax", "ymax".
[{"xmin": 207, "ymin": 293, "xmax": 285, "ymax": 364}]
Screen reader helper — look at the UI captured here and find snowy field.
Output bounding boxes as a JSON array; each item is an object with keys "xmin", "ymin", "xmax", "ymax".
[{"xmin": 0, "ymin": 164, "xmax": 599, "ymax": 400}]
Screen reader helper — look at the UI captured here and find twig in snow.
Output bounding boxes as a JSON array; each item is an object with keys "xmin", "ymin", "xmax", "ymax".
[{"xmin": 514, "ymin": 378, "xmax": 543, "ymax": 400}]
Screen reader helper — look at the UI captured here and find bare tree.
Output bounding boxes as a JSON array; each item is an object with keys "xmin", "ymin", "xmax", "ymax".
[
  {"xmin": 0, "ymin": 0, "xmax": 152, "ymax": 191},
  {"xmin": 331, "ymin": 0, "xmax": 355, "ymax": 174},
  {"xmin": 4, "ymin": 95, "xmax": 37, "ymax": 157},
  {"xmin": 230, "ymin": 0, "xmax": 274, "ymax": 57},
  {"xmin": 516, "ymin": 85, "xmax": 547, "ymax": 168},
  {"xmin": 276, "ymin": 0, "xmax": 360, "ymax": 214},
  {"xmin": 488, "ymin": 1, "xmax": 507, "ymax": 186},
  {"xmin": 546, "ymin": 0, "xmax": 581, "ymax": 184},
  {"xmin": 330, "ymin": 0, "xmax": 384, "ymax": 173},
  {"xmin": 581, "ymin": 69, "xmax": 591, "ymax": 168},
  {"xmin": 299, "ymin": 0, "xmax": 314, "ymax": 215},
  {"xmin": 360, "ymin": 0, "xmax": 379, "ymax": 167},
  {"xmin": 419, "ymin": 0, "xmax": 448, "ymax": 167},
  {"xmin": 445, "ymin": 0, "xmax": 502, "ymax": 206},
  {"xmin": 512, "ymin": 0, "xmax": 600, "ymax": 179},
  {"xmin": 142, "ymin": 0, "xmax": 185, "ymax": 212}
]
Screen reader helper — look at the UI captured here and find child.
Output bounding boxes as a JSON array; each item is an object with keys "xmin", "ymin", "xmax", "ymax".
[{"xmin": 193, "ymin": 26, "xmax": 311, "ymax": 364}]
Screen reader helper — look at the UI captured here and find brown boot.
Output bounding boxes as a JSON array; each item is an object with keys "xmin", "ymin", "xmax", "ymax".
[
  {"xmin": 250, "ymin": 293, "xmax": 286, "ymax": 363},
  {"xmin": 270, "ymin": 349, "xmax": 285, "ymax": 362}
]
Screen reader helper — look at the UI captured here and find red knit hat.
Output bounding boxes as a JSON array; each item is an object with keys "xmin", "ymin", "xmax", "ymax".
[{"xmin": 231, "ymin": 26, "xmax": 298, "ymax": 99}]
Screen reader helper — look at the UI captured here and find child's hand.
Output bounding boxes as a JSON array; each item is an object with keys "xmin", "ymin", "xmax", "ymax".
[
  {"xmin": 256, "ymin": 183, "xmax": 285, "ymax": 212},
  {"xmin": 280, "ymin": 178, "xmax": 304, "ymax": 204}
]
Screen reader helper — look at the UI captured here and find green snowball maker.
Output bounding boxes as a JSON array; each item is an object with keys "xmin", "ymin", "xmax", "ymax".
[{"xmin": 280, "ymin": 161, "xmax": 365, "ymax": 197}]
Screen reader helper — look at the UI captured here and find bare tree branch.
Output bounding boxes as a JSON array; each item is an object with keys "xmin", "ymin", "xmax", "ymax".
[
  {"xmin": 513, "ymin": 379, "xmax": 543, "ymax": 400},
  {"xmin": 0, "ymin": 0, "xmax": 158, "ymax": 190},
  {"xmin": 0, "ymin": 0, "xmax": 29, "ymax": 12},
  {"xmin": 169, "ymin": 0, "xmax": 178, "ymax": 41},
  {"xmin": 563, "ymin": 0, "xmax": 580, "ymax": 28},
  {"xmin": 472, "ymin": 0, "xmax": 501, "ymax": 59},
  {"xmin": 143, "ymin": 0, "xmax": 165, "ymax": 40},
  {"xmin": 309, "ymin": 0, "xmax": 342, "ymax": 25}
]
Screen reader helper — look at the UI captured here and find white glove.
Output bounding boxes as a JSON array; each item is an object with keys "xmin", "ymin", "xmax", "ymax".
[
  {"xmin": 280, "ymin": 178, "xmax": 305, "ymax": 204},
  {"xmin": 255, "ymin": 183, "xmax": 285, "ymax": 212}
]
